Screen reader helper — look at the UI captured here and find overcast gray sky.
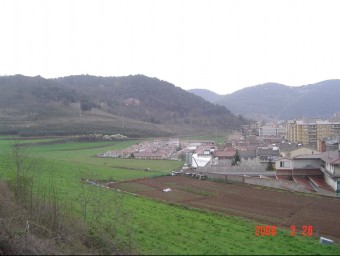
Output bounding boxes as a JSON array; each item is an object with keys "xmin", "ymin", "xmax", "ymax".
[{"xmin": 1, "ymin": 0, "xmax": 340, "ymax": 94}]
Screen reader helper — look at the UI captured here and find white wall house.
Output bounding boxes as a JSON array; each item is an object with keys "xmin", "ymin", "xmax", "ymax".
[
  {"xmin": 275, "ymin": 157, "xmax": 293, "ymax": 170},
  {"xmin": 320, "ymin": 150, "xmax": 340, "ymax": 193},
  {"xmin": 275, "ymin": 157, "xmax": 294, "ymax": 176},
  {"xmin": 292, "ymin": 155, "xmax": 322, "ymax": 169}
]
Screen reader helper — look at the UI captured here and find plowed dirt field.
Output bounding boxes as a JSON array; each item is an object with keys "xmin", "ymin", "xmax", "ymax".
[{"xmin": 108, "ymin": 176, "xmax": 340, "ymax": 241}]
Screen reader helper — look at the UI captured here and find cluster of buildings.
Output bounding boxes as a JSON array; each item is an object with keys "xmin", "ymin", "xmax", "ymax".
[
  {"xmin": 185, "ymin": 133, "xmax": 339, "ymax": 196},
  {"xmin": 207, "ymin": 118, "xmax": 340, "ymax": 197},
  {"xmin": 98, "ymin": 138, "xmax": 182, "ymax": 159},
  {"xmin": 279, "ymin": 119, "xmax": 340, "ymax": 195},
  {"xmin": 96, "ymin": 117, "xmax": 340, "ymax": 197},
  {"xmin": 178, "ymin": 116, "xmax": 340, "ymax": 197},
  {"xmin": 98, "ymin": 138, "xmax": 219, "ymax": 161},
  {"xmin": 244, "ymin": 118, "xmax": 340, "ymax": 150},
  {"xmin": 242, "ymin": 121, "xmax": 286, "ymax": 138}
]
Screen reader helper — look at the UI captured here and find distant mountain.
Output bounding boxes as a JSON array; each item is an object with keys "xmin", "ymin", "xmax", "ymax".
[
  {"xmin": 191, "ymin": 80, "xmax": 340, "ymax": 120},
  {"xmin": 0, "ymin": 75, "xmax": 246, "ymax": 136},
  {"xmin": 187, "ymin": 89, "xmax": 223, "ymax": 103}
]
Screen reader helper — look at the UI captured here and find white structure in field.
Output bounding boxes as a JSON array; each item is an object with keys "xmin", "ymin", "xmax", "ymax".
[{"xmin": 191, "ymin": 153, "xmax": 211, "ymax": 168}]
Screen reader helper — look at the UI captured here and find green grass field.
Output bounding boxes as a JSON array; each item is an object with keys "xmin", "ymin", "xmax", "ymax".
[{"xmin": 0, "ymin": 136, "xmax": 339, "ymax": 255}]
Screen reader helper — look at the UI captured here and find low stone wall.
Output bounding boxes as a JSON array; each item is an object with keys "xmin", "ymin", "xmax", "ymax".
[
  {"xmin": 200, "ymin": 166, "xmax": 265, "ymax": 173},
  {"xmin": 207, "ymin": 173, "xmax": 244, "ymax": 183},
  {"xmin": 190, "ymin": 171, "xmax": 245, "ymax": 183},
  {"xmin": 195, "ymin": 170, "xmax": 309, "ymax": 193},
  {"xmin": 244, "ymin": 177, "xmax": 308, "ymax": 192},
  {"xmin": 316, "ymin": 187, "xmax": 335, "ymax": 197},
  {"xmin": 225, "ymin": 175, "xmax": 245, "ymax": 183},
  {"xmin": 199, "ymin": 172, "xmax": 229, "ymax": 181},
  {"xmin": 191, "ymin": 168, "xmax": 336, "ymax": 196}
]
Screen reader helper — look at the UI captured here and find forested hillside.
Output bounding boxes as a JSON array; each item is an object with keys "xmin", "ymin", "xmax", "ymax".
[{"xmin": 0, "ymin": 75, "xmax": 245, "ymax": 136}]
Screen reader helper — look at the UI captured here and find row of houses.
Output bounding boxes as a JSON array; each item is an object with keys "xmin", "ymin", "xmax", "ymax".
[
  {"xmin": 187, "ymin": 132, "xmax": 325, "ymax": 165},
  {"xmin": 186, "ymin": 142, "xmax": 281, "ymax": 169},
  {"xmin": 98, "ymin": 139, "xmax": 215, "ymax": 160},
  {"xmin": 98, "ymin": 139, "xmax": 176, "ymax": 159},
  {"xmin": 187, "ymin": 133, "xmax": 340, "ymax": 196},
  {"xmin": 212, "ymin": 147, "xmax": 280, "ymax": 162},
  {"xmin": 276, "ymin": 150, "xmax": 340, "ymax": 194}
]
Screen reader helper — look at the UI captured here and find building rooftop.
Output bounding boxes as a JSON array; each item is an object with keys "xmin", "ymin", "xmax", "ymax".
[
  {"xmin": 256, "ymin": 148, "xmax": 280, "ymax": 156},
  {"xmin": 213, "ymin": 150, "xmax": 236, "ymax": 158},
  {"xmin": 293, "ymin": 154, "xmax": 322, "ymax": 160},
  {"xmin": 321, "ymin": 150, "xmax": 340, "ymax": 165},
  {"xmin": 239, "ymin": 149, "xmax": 257, "ymax": 159},
  {"xmin": 279, "ymin": 142, "xmax": 304, "ymax": 152},
  {"xmin": 294, "ymin": 120, "xmax": 340, "ymax": 125}
]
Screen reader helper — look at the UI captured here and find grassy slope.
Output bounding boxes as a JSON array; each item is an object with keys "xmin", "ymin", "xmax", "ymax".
[{"xmin": 0, "ymin": 137, "xmax": 339, "ymax": 255}]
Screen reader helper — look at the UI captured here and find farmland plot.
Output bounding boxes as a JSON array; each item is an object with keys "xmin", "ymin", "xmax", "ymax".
[{"xmin": 109, "ymin": 176, "xmax": 340, "ymax": 242}]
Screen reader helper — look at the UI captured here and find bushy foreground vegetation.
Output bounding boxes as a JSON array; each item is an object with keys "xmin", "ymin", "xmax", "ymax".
[
  {"xmin": 0, "ymin": 137, "xmax": 340, "ymax": 255},
  {"xmin": 0, "ymin": 143, "xmax": 140, "ymax": 254}
]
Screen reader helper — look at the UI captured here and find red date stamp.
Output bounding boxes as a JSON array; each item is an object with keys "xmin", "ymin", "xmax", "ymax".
[
  {"xmin": 255, "ymin": 225, "xmax": 277, "ymax": 236},
  {"xmin": 255, "ymin": 225, "xmax": 313, "ymax": 237},
  {"xmin": 290, "ymin": 225, "xmax": 313, "ymax": 236}
]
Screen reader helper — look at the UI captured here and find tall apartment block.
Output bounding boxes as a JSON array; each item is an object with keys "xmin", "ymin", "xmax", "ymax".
[{"xmin": 286, "ymin": 119, "xmax": 340, "ymax": 149}]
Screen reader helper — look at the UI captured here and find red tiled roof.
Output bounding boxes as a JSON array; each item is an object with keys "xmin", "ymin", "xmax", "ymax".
[
  {"xmin": 196, "ymin": 145, "xmax": 213, "ymax": 155},
  {"xmin": 213, "ymin": 150, "xmax": 236, "ymax": 158}
]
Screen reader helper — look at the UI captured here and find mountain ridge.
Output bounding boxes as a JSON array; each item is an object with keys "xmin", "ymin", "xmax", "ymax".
[
  {"xmin": 188, "ymin": 80, "xmax": 340, "ymax": 120},
  {"xmin": 187, "ymin": 89, "xmax": 224, "ymax": 103}
]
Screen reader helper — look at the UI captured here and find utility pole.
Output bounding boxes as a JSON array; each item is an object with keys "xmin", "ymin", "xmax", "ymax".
[{"xmin": 215, "ymin": 127, "xmax": 217, "ymax": 143}]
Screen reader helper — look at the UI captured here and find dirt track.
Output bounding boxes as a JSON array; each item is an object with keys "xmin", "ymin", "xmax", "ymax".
[{"xmin": 108, "ymin": 176, "xmax": 340, "ymax": 241}]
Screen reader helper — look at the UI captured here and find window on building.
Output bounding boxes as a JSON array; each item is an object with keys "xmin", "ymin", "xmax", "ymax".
[{"xmin": 280, "ymin": 161, "xmax": 290, "ymax": 168}]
